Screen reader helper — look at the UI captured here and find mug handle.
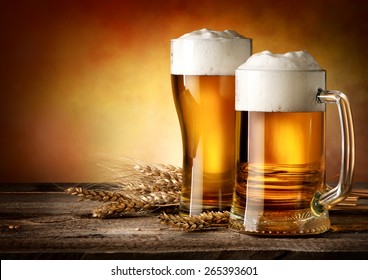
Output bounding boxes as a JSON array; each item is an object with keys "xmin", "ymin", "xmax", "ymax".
[{"xmin": 312, "ymin": 89, "xmax": 355, "ymax": 214}]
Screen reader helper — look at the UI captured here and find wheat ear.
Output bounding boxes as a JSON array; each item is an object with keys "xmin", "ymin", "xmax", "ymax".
[
  {"xmin": 159, "ymin": 211, "xmax": 230, "ymax": 231},
  {"xmin": 66, "ymin": 186, "xmax": 180, "ymax": 217},
  {"xmin": 66, "ymin": 187, "xmax": 179, "ymax": 204}
]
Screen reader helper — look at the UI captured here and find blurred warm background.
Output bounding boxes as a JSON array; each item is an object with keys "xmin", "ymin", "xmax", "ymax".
[{"xmin": 1, "ymin": 0, "xmax": 367, "ymax": 183}]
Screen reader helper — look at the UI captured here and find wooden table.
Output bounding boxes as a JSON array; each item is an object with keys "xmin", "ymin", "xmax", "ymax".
[{"xmin": 1, "ymin": 183, "xmax": 367, "ymax": 260}]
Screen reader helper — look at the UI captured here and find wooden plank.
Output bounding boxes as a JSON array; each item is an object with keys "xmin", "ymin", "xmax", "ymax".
[{"xmin": 0, "ymin": 184, "xmax": 368, "ymax": 260}]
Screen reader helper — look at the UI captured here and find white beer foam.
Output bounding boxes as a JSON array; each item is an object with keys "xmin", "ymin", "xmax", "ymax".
[
  {"xmin": 171, "ymin": 28, "xmax": 252, "ymax": 75},
  {"xmin": 241, "ymin": 50, "xmax": 322, "ymax": 70},
  {"xmin": 236, "ymin": 51, "xmax": 326, "ymax": 112}
]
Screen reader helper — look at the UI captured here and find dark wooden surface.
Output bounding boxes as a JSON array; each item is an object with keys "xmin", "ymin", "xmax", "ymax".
[{"xmin": 1, "ymin": 183, "xmax": 368, "ymax": 260}]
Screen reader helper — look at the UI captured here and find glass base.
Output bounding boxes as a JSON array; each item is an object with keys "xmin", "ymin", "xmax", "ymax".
[{"xmin": 229, "ymin": 208, "xmax": 331, "ymax": 235}]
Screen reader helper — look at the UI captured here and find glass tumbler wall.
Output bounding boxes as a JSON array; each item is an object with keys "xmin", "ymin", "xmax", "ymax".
[{"xmin": 171, "ymin": 29, "xmax": 252, "ymax": 216}]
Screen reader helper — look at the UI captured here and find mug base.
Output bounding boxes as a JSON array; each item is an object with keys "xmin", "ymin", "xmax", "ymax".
[{"xmin": 228, "ymin": 208, "xmax": 331, "ymax": 235}]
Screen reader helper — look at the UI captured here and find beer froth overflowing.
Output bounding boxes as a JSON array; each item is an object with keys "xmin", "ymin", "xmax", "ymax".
[
  {"xmin": 171, "ymin": 28, "xmax": 251, "ymax": 75},
  {"xmin": 242, "ymin": 50, "xmax": 322, "ymax": 70},
  {"xmin": 236, "ymin": 50, "xmax": 326, "ymax": 112}
]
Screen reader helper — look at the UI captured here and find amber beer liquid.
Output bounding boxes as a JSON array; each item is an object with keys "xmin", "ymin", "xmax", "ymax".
[
  {"xmin": 232, "ymin": 111, "xmax": 326, "ymax": 223},
  {"xmin": 171, "ymin": 29, "xmax": 251, "ymax": 215},
  {"xmin": 171, "ymin": 74, "xmax": 236, "ymax": 214}
]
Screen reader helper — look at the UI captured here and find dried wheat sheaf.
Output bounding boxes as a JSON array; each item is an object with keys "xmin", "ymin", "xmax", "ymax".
[
  {"xmin": 65, "ymin": 160, "xmax": 229, "ymax": 230},
  {"xmin": 66, "ymin": 161, "xmax": 181, "ymax": 216}
]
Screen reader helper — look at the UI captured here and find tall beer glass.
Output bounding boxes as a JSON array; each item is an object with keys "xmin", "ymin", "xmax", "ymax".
[
  {"xmin": 171, "ymin": 29, "xmax": 252, "ymax": 216},
  {"xmin": 229, "ymin": 51, "xmax": 355, "ymax": 235}
]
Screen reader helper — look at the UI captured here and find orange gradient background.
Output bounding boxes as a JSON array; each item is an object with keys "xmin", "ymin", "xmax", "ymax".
[{"xmin": 1, "ymin": 0, "xmax": 367, "ymax": 182}]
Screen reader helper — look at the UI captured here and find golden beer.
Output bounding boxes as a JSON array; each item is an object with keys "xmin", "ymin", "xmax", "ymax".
[
  {"xmin": 171, "ymin": 74, "xmax": 236, "ymax": 214},
  {"xmin": 231, "ymin": 111, "xmax": 326, "ymax": 224}
]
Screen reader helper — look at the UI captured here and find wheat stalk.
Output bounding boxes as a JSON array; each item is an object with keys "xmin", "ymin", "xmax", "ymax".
[
  {"xmin": 159, "ymin": 211, "xmax": 230, "ymax": 231},
  {"xmin": 66, "ymin": 186, "xmax": 179, "ymax": 204},
  {"xmin": 92, "ymin": 200, "xmax": 152, "ymax": 218},
  {"xmin": 65, "ymin": 161, "xmax": 182, "ymax": 218},
  {"xmin": 134, "ymin": 163, "xmax": 182, "ymax": 188},
  {"xmin": 66, "ymin": 187, "xmax": 127, "ymax": 202},
  {"xmin": 99, "ymin": 162, "xmax": 182, "ymax": 193}
]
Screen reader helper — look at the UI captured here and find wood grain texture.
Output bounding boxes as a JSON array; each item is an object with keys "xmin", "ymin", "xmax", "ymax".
[{"xmin": 0, "ymin": 184, "xmax": 367, "ymax": 260}]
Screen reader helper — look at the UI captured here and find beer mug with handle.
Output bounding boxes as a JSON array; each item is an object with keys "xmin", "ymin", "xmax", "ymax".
[{"xmin": 229, "ymin": 51, "xmax": 355, "ymax": 235}]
